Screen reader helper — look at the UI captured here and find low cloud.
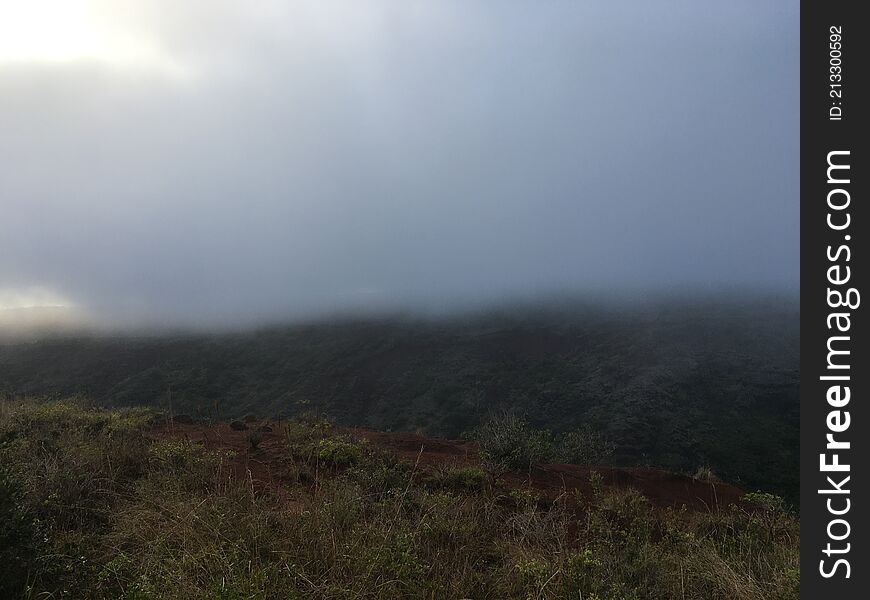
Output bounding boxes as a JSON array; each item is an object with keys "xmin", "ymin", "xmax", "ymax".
[{"xmin": 0, "ymin": 0, "xmax": 799, "ymax": 329}]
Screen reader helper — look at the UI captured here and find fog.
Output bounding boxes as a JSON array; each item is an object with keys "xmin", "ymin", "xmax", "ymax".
[{"xmin": 0, "ymin": 0, "xmax": 799, "ymax": 330}]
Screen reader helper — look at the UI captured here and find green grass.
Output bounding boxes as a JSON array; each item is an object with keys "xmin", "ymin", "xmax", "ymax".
[{"xmin": 1, "ymin": 398, "xmax": 798, "ymax": 599}]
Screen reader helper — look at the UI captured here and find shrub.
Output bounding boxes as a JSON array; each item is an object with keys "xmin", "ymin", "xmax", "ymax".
[
  {"xmin": 743, "ymin": 491, "xmax": 786, "ymax": 513},
  {"xmin": 432, "ymin": 465, "xmax": 488, "ymax": 494},
  {"xmin": 247, "ymin": 430, "xmax": 263, "ymax": 450},
  {"xmin": 316, "ymin": 436, "xmax": 365, "ymax": 468},
  {"xmin": 693, "ymin": 465, "xmax": 718, "ymax": 482},
  {"xmin": 286, "ymin": 420, "xmax": 317, "ymax": 447},
  {"xmin": 515, "ymin": 557, "xmax": 552, "ymax": 597},
  {"xmin": 509, "ymin": 488, "xmax": 540, "ymax": 509},
  {"xmin": 343, "ymin": 458, "xmax": 409, "ymax": 498},
  {"xmin": 558, "ymin": 428, "xmax": 615, "ymax": 465},
  {"xmin": 468, "ymin": 413, "xmax": 616, "ymax": 472},
  {"xmin": 743, "ymin": 491, "xmax": 791, "ymax": 542},
  {"xmin": 563, "ymin": 548, "xmax": 603, "ymax": 597},
  {"xmin": 467, "ymin": 411, "xmax": 556, "ymax": 471}
]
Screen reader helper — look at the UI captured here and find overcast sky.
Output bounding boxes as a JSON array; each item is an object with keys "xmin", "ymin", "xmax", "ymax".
[{"xmin": 0, "ymin": 0, "xmax": 799, "ymax": 328}]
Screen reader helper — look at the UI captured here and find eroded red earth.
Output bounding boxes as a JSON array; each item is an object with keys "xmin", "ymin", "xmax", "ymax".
[{"xmin": 150, "ymin": 420, "xmax": 744, "ymax": 511}]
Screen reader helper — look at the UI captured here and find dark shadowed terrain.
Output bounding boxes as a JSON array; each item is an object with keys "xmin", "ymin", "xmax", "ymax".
[{"xmin": 0, "ymin": 297, "xmax": 799, "ymax": 502}]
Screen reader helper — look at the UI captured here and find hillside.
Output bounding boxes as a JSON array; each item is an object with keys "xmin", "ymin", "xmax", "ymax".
[
  {"xmin": 0, "ymin": 399, "xmax": 799, "ymax": 599},
  {"xmin": 0, "ymin": 298, "xmax": 799, "ymax": 501}
]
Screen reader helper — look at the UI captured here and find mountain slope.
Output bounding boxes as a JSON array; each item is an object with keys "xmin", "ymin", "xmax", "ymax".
[{"xmin": 0, "ymin": 298, "xmax": 799, "ymax": 500}]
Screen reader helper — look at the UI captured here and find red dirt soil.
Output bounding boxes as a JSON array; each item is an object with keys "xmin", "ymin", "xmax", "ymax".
[{"xmin": 149, "ymin": 420, "xmax": 744, "ymax": 511}]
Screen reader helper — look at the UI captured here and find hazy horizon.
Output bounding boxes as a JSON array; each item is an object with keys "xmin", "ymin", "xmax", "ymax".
[{"xmin": 0, "ymin": 0, "xmax": 799, "ymax": 331}]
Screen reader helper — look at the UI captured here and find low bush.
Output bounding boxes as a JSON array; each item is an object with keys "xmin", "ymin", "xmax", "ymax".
[
  {"xmin": 559, "ymin": 427, "xmax": 616, "ymax": 465},
  {"xmin": 431, "ymin": 465, "xmax": 488, "ymax": 494},
  {"xmin": 466, "ymin": 411, "xmax": 556, "ymax": 471},
  {"xmin": 315, "ymin": 436, "xmax": 366, "ymax": 468},
  {"xmin": 468, "ymin": 411, "xmax": 616, "ymax": 471}
]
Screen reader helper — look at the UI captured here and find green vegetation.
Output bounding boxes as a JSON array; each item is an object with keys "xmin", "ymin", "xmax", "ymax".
[
  {"xmin": 0, "ymin": 299, "xmax": 799, "ymax": 502},
  {"xmin": 468, "ymin": 412, "xmax": 616, "ymax": 472},
  {"xmin": 431, "ymin": 465, "xmax": 489, "ymax": 494},
  {"xmin": 1, "ymin": 398, "xmax": 798, "ymax": 599}
]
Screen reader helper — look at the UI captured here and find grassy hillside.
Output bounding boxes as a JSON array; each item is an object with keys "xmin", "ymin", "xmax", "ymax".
[
  {"xmin": 0, "ymin": 298, "xmax": 799, "ymax": 501},
  {"xmin": 0, "ymin": 399, "xmax": 799, "ymax": 599}
]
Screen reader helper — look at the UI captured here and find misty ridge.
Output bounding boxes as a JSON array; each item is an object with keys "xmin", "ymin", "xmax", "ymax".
[{"xmin": 0, "ymin": 292, "xmax": 799, "ymax": 500}]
